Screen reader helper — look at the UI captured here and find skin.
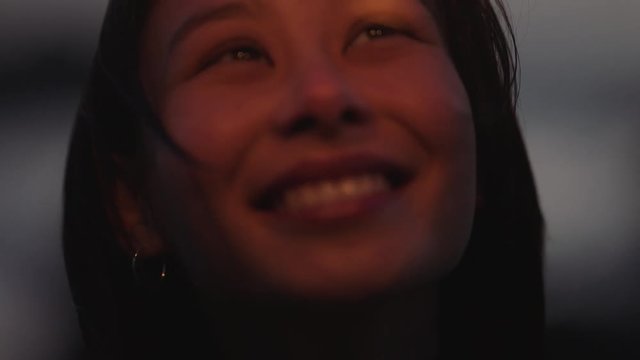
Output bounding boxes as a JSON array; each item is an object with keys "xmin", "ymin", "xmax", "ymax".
[{"xmin": 123, "ymin": 0, "xmax": 476, "ymax": 356}]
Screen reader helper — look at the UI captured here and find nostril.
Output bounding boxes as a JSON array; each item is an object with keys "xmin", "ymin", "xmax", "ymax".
[
  {"xmin": 342, "ymin": 108, "xmax": 362, "ymax": 124},
  {"xmin": 287, "ymin": 115, "xmax": 316, "ymax": 135},
  {"xmin": 278, "ymin": 105, "xmax": 367, "ymax": 138}
]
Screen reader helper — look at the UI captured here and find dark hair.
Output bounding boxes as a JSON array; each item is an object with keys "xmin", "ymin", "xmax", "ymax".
[{"xmin": 63, "ymin": 1, "xmax": 544, "ymax": 359}]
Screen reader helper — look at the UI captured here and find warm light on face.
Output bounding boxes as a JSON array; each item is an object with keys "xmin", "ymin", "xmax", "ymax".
[{"xmin": 139, "ymin": 0, "xmax": 476, "ymax": 301}]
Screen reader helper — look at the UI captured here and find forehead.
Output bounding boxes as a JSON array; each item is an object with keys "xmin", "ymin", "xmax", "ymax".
[
  {"xmin": 145, "ymin": 0, "xmax": 436, "ymax": 37},
  {"xmin": 148, "ymin": 0, "xmax": 435, "ymax": 18},
  {"xmin": 143, "ymin": 0, "xmax": 437, "ymax": 53}
]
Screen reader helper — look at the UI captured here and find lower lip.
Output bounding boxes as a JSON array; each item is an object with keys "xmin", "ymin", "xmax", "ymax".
[{"xmin": 270, "ymin": 190, "xmax": 397, "ymax": 225}]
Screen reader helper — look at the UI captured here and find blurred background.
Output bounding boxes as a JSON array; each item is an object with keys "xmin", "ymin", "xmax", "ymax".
[{"xmin": 0, "ymin": 0, "xmax": 638, "ymax": 359}]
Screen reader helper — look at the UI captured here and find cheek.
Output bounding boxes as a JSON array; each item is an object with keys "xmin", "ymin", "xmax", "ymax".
[
  {"xmin": 357, "ymin": 50, "xmax": 473, "ymax": 146},
  {"xmin": 164, "ymin": 91, "xmax": 229, "ymax": 164},
  {"xmin": 371, "ymin": 54, "xmax": 476, "ymax": 271},
  {"xmin": 360, "ymin": 51, "xmax": 475, "ymax": 185},
  {"xmin": 159, "ymin": 83, "xmax": 259, "ymax": 176}
]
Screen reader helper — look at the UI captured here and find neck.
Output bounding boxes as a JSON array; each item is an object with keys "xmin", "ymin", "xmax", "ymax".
[{"xmin": 205, "ymin": 284, "xmax": 439, "ymax": 359}]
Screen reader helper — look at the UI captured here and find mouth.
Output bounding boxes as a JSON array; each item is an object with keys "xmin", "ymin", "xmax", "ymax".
[{"xmin": 250, "ymin": 154, "xmax": 414, "ymax": 215}]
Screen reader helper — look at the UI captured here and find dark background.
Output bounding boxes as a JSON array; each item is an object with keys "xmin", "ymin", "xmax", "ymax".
[{"xmin": 1, "ymin": 0, "xmax": 638, "ymax": 359}]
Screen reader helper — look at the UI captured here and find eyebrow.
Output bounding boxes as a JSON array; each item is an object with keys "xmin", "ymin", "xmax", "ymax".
[{"xmin": 167, "ymin": 1, "xmax": 259, "ymax": 54}]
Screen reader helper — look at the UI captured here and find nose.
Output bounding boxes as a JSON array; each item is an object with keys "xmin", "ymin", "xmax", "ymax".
[{"xmin": 274, "ymin": 58, "xmax": 370, "ymax": 139}]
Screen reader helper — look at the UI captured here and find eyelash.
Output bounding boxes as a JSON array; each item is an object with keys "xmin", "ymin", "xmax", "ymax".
[{"xmin": 201, "ymin": 24, "xmax": 404, "ymax": 70}]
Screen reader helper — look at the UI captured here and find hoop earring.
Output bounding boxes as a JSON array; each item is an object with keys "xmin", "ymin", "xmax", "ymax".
[{"xmin": 131, "ymin": 250, "xmax": 167, "ymax": 282}]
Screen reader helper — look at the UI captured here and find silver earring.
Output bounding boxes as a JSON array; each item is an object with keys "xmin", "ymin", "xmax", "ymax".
[{"xmin": 131, "ymin": 250, "xmax": 167, "ymax": 282}]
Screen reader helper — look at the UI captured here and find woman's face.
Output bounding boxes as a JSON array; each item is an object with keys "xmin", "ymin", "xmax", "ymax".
[{"xmin": 139, "ymin": 0, "xmax": 476, "ymax": 300}]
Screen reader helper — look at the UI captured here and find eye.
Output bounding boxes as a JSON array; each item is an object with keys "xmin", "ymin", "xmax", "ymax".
[
  {"xmin": 219, "ymin": 46, "xmax": 265, "ymax": 63},
  {"xmin": 200, "ymin": 43, "xmax": 270, "ymax": 71},
  {"xmin": 351, "ymin": 24, "xmax": 402, "ymax": 46}
]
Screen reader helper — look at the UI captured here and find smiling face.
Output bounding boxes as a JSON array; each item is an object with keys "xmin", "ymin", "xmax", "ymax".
[{"xmin": 137, "ymin": 0, "xmax": 476, "ymax": 301}]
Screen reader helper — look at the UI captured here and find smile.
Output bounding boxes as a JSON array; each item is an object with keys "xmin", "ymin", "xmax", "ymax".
[
  {"xmin": 251, "ymin": 153, "xmax": 414, "ymax": 222},
  {"xmin": 282, "ymin": 173, "xmax": 388, "ymax": 212}
]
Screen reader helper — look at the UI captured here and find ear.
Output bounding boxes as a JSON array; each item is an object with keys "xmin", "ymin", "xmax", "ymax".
[{"xmin": 113, "ymin": 178, "xmax": 166, "ymax": 257}]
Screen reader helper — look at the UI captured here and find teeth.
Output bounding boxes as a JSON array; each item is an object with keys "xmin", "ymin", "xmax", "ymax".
[{"xmin": 282, "ymin": 173, "xmax": 389, "ymax": 211}]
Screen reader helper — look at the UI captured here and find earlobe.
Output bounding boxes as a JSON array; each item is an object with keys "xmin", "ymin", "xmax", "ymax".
[{"xmin": 113, "ymin": 178, "xmax": 165, "ymax": 257}]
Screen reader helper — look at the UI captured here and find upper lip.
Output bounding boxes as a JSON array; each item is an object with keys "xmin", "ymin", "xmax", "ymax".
[{"xmin": 251, "ymin": 153, "xmax": 415, "ymax": 210}]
